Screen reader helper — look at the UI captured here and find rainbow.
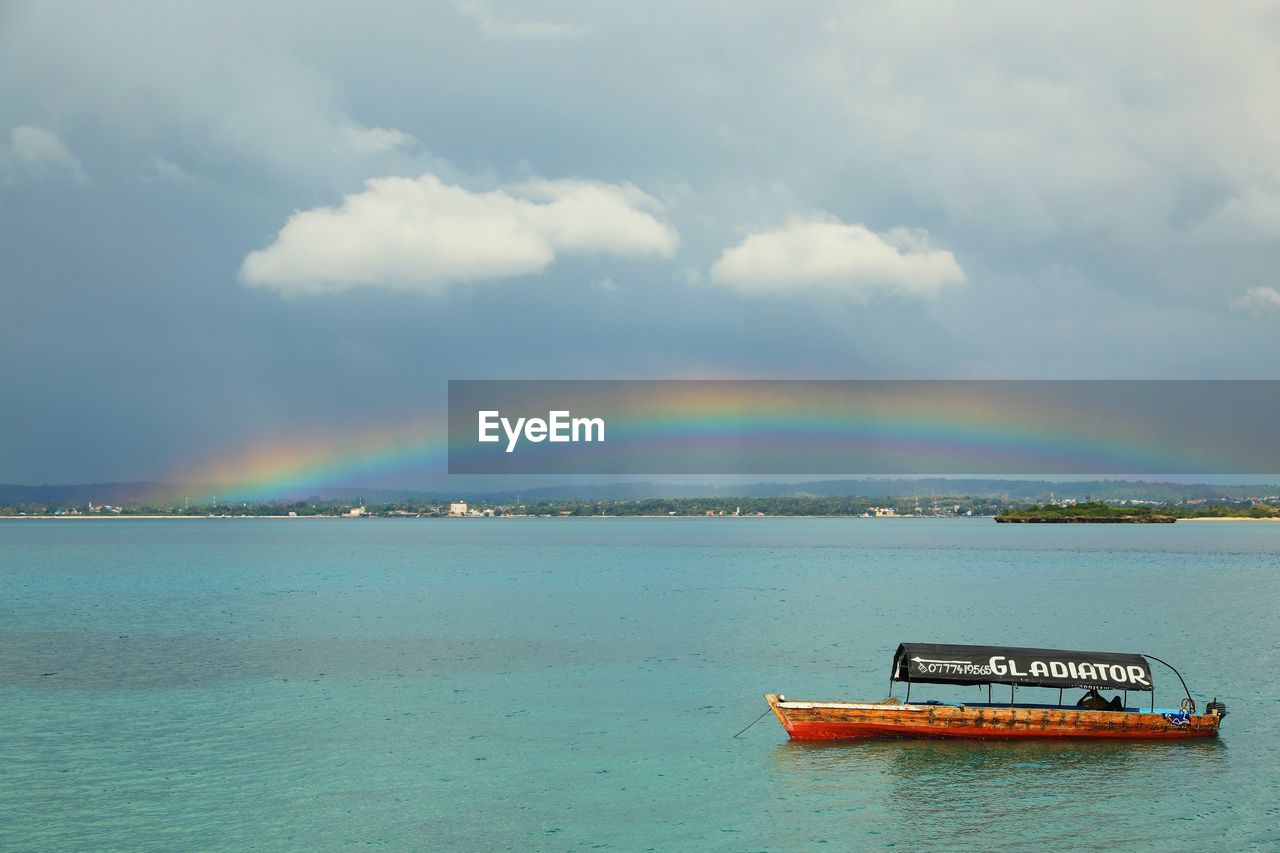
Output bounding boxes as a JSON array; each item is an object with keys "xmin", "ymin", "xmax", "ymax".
[
  {"xmin": 170, "ymin": 382, "xmax": 1247, "ymax": 500},
  {"xmin": 172, "ymin": 419, "xmax": 447, "ymax": 503}
]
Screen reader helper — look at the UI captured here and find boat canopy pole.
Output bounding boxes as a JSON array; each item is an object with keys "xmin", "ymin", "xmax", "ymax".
[{"xmin": 1144, "ymin": 654, "xmax": 1195, "ymax": 712}]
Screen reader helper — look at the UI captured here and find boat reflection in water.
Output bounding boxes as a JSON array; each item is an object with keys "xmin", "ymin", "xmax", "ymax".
[{"xmin": 766, "ymin": 737, "xmax": 1229, "ymax": 846}]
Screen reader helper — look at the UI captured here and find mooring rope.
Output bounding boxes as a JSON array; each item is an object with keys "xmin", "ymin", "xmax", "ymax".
[{"xmin": 733, "ymin": 708, "xmax": 773, "ymax": 738}]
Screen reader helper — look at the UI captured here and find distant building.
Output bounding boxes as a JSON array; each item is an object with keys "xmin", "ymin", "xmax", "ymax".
[
  {"xmin": 871, "ymin": 507, "xmax": 896, "ymax": 517},
  {"xmin": 449, "ymin": 501, "xmax": 468, "ymax": 516},
  {"xmin": 347, "ymin": 506, "xmax": 366, "ymax": 517}
]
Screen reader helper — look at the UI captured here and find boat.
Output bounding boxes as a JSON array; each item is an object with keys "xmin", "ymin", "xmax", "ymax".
[{"xmin": 766, "ymin": 643, "xmax": 1227, "ymax": 740}]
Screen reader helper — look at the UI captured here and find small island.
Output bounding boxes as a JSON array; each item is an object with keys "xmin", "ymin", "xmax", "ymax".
[{"xmin": 995, "ymin": 501, "xmax": 1176, "ymax": 523}]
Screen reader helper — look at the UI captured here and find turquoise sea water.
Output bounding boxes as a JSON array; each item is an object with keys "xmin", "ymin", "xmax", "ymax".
[{"xmin": 1, "ymin": 518, "xmax": 1277, "ymax": 850}]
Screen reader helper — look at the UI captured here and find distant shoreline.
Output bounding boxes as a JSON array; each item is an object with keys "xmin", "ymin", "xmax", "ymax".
[
  {"xmin": 1, "ymin": 514, "xmax": 982, "ymax": 520},
  {"xmin": 3, "ymin": 514, "xmax": 1278, "ymax": 521}
]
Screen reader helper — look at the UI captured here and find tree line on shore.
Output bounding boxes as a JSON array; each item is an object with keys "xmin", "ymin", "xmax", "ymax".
[{"xmin": 3, "ymin": 495, "xmax": 1276, "ymax": 518}]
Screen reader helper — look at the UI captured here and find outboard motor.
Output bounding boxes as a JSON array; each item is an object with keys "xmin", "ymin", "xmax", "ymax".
[{"xmin": 1206, "ymin": 697, "xmax": 1228, "ymax": 718}]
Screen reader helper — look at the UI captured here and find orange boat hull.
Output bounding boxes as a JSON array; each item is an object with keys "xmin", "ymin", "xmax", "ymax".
[{"xmin": 765, "ymin": 694, "xmax": 1221, "ymax": 740}]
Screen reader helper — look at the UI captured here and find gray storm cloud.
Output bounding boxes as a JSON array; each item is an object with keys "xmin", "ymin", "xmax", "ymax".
[{"xmin": 2, "ymin": 1, "xmax": 1280, "ymax": 484}]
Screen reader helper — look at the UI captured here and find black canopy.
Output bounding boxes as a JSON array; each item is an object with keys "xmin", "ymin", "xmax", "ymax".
[{"xmin": 892, "ymin": 643, "xmax": 1154, "ymax": 692}]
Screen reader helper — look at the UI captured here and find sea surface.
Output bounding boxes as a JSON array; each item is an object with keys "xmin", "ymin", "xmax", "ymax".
[{"xmin": 0, "ymin": 518, "xmax": 1277, "ymax": 850}]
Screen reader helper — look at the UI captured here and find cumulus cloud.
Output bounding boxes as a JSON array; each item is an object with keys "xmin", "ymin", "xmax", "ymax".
[
  {"xmin": 455, "ymin": 0, "xmax": 589, "ymax": 40},
  {"xmin": 709, "ymin": 217, "xmax": 965, "ymax": 299},
  {"xmin": 241, "ymin": 173, "xmax": 678, "ymax": 295},
  {"xmin": 1231, "ymin": 286, "xmax": 1280, "ymax": 314},
  {"xmin": 1, "ymin": 126, "xmax": 85, "ymax": 182}
]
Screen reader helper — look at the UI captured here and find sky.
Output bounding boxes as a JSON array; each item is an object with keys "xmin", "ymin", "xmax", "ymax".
[{"xmin": 2, "ymin": 1, "xmax": 1279, "ymax": 488}]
